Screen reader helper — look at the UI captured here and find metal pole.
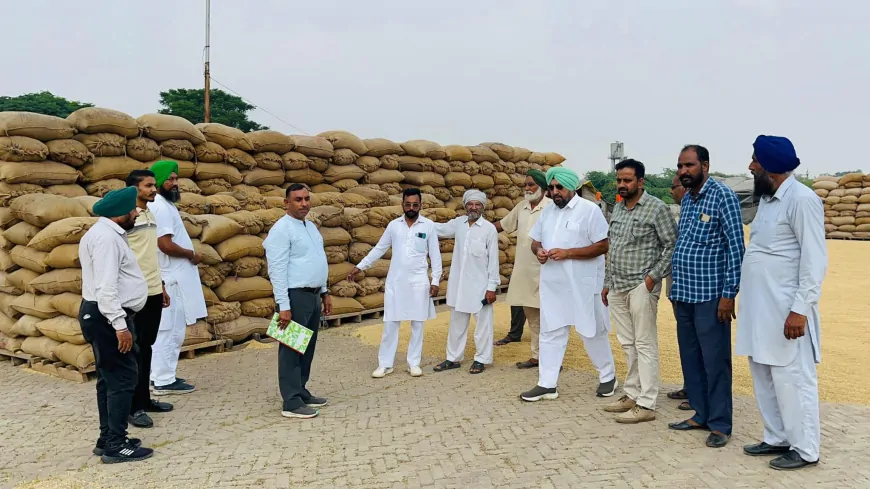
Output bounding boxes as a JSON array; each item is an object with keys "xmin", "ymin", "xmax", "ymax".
[{"xmin": 204, "ymin": 0, "xmax": 211, "ymax": 122}]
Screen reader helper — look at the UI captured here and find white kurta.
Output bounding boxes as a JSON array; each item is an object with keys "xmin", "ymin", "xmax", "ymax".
[
  {"xmin": 530, "ymin": 194, "xmax": 610, "ymax": 338},
  {"xmin": 736, "ymin": 176, "xmax": 826, "ymax": 365},
  {"xmin": 435, "ymin": 217, "xmax": 500, "ymax": 314},
  {"xmin": 148, "ymin": 195, "xmax": 207, "ymax": 325},
  {"xmin": 736, "ymin": 176, "xmax": 826, "ymax": 463},
  {"xmin": 148, "ymin": 194, "xmax": 207, "ymax": 386},
  {"xmin": 357, "ymin": 215, "xmax": 442, "ymax": 322}
]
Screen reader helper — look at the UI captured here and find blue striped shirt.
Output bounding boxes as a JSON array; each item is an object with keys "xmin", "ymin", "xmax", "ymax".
[{"xmin": 670, "ymin": 177, "xmax": 745, "ymax": 303}]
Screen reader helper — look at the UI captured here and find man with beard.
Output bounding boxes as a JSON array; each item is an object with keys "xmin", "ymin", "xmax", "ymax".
[
  {"xmin": 737, "ymin": 136, "xmax": 826, "ymax": 471},
  {"xmin": 668, "ymin": 145, "xmax": 745, "ymax": 449},
  {"xmin": 147, "ymin": 160, "xmax": 207, "ymax": 396},
  {"xmin": 492, "ymin": 170, "xmax": 552, "ymax": 368},
  {"xmin": 79, "ymin": 187, "xmax": 153, "ymax": 463},
  {"xmin": 520, "ymin": 167, "xmax": 617, "ymax": 402},
  {"xmin": 432, "ymin": 189, "xmax": 500, "ymax": 375},
  {"xmin": 348, "ymin": 188, "xmax": 442, "ymax": 379},
  {"xmin": 666, "ymin": 174, "xmax": 692, "ymax": 411},
  {"xmin": 602, "ymin": 159, "xmax": 677, "ymax": 423},
  {"xmin": 264, "ymin": 183, "xmax": 332, "ymax": 419},
  {"xmin": 123, "ymin": 170, "xmax": 173, "ymax": 429}
]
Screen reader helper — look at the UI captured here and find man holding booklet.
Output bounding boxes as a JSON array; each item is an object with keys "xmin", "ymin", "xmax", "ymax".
[{"xmin": 263, "ymin": 183, "xmax": 333, "ymax": 420}]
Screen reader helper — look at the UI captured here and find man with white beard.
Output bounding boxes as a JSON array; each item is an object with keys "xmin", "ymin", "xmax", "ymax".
[
  {"xmin": 348, "ymin": 188, "xmax": 442, "ymax": 379},
  {"xmin": 520, "ymin": 167, "xmax": 618, "ymax": 401},
  {"xmin": 493, "ymin": 170, "xmax": 552, "ymax": 368},
  {"xmin": 432, "ymin": 189, "xmax": 501, "ymax": 375}
]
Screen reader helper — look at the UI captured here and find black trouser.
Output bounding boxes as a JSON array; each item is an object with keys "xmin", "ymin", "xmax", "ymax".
[
  {"xmin": 131, "ymin": 294, "xmax": 164, "ymax": 414},
  {"xmin": 278, "ymin": 288, "xmax": 322, "ymax": 411},
  {"xmin": 506, "ymin": 306, "xmax": 527, "ymax": 342},
  {"xmin": 79, "ymin": 300, "xmax": 139, "ymax": 449}
]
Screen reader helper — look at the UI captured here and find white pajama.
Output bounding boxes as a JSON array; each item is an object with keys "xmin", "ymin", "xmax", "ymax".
[
  {"xmin": 748, "ymin": 333, "xmax": 820, "ymax": 462},
  {"xmin": 735, "ymin": 176, "xmax": 827, "ymax": 464},
  {"xmin": 446, "ymin": 305, "xmax": 494, "ymax": 365},
  {"xmin": 538, "ymin": 312, "xmax": 615, "ymax": 389},
  {"xmin": 378, "ymin": 321, "xmax": 425, "ymax": 369},
  {"xmin": 151, "ymin": 281, "xmax": 185, "ymax": 387}
]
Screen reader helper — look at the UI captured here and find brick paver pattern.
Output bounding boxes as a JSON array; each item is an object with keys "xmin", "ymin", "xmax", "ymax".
[{"xmin": 1, "ymin": 323, "xmax": 868, "ymax": 489}]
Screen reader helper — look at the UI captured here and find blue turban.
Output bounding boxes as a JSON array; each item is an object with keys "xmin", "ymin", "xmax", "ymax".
[
  {"xmin": 545, "ymin": 167, "xmax": 580, "ymax": 190},
  {"xmin": 753, "ymin": 135, "xmax": 800, "ymax": 174}
]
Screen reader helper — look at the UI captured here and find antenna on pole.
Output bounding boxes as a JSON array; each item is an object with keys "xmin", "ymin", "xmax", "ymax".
[
  {"xmin": 204, "ymin": 0, "xmax": 211, "ymax": 123},
  {"xmin": 609, "ymin": 141, "xmax": 625, "ymax": 172}
]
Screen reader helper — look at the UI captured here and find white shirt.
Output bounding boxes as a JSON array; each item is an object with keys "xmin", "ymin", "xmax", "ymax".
[
  {"xmin": 435, "ymin": 216, "xmax": 500, "ymax": 314},
  {"xmin": 80, "ymin": 218, "xmax": 149, "ymax": 331},
  {"xmin": 147, "ymin": 194, "xmax": 207, "ymax": 325},
  {"xmin": 358, "ymin": 215, "xmax": 442, "ymax": 321},
  {"xmin": 736, "ymin": 176, "xmax": 827, "ymax": 366},
  {"xmin": 530, "ymin": 194, "xmax": 609, "ymax": 335}
]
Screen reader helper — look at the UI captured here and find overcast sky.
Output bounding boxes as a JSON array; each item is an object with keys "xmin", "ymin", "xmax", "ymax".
[{"xmin": 5, "ymin": 1, "xmax": 866, "ymax": 177}]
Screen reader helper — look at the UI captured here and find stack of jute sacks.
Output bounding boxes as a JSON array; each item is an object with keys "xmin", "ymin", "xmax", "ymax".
[
  {"xmin": 0, "ymin": 108, "xmax": 563, "ymax": 374},
  {"xmin": 812, "ymin": 172, "xmax": 870, "ymax": 240}
]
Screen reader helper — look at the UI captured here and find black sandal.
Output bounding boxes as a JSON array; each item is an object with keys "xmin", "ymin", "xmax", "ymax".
[
  {"xmin": 678, "ymin": 401, "xmax": 693, "ymax": 411},
  {"xmin": 433, "ymin": 360, "xmax": 460, "ymax": 372},
  {"xmin": 667, "ymin": 389, "xmax": 688, "ymax": 400},
  {"xmin": 494, "ymin": 337, "xmax": 515, "ymax": 346},
  {"xmin": 470, "ymin": 361, "xmax": 485, "ymax": 374}
]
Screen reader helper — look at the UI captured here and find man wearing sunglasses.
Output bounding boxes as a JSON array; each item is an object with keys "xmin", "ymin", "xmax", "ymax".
[
  {"xmin": 349, "ymin": 188, "xmax": 442, "ymax": 379},
  {"xmin": 520, "ymin": 167, "xmax": 617, "ymax": 402},
  {"xmin": 492, "ymin": 170, "xmax": 552, "ymax": 368}
]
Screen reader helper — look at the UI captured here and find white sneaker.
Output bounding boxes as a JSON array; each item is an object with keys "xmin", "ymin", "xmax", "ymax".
[
  {"xmin": 408, "ymin": 366, "xmax": 423, "ymax": 377},
  {"xmin": 371, "ymin": 367, "xmax": 394, "ymax": 378}
]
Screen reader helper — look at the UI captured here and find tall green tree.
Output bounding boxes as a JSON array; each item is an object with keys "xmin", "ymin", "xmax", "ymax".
[
  {"xmin": 158, "ymin": 88, "xmax": 268, "ymax": 132},
  {"xmin": 0, "ymin": 91, "xmax": 93, "ymax": 118}
]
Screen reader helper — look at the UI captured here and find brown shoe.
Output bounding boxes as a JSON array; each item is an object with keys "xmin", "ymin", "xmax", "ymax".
[
  {"xmin": 603, "ymin": 395, "xmax": 636, "ymax": 413},
  {"xmin": 516, "ymin": 358, "xmax": 539, "ymax": 369},
  {"xmin": 615, "ymin": 405, "xmax": 656, "ymax": 424}
]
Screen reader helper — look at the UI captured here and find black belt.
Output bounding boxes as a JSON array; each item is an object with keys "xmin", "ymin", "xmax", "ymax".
[
  {"xmin": 291, "ymin": 287, "xmax": 321, "ymax": 295},
  {"xmin": 81, "ymin": 300, "xmax": 138, "ymax": 319}
]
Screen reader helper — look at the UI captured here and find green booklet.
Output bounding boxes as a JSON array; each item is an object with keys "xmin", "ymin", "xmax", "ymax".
[{"xmin": 266, "ymin": 313, "xmax": 314, "ymax": 354}]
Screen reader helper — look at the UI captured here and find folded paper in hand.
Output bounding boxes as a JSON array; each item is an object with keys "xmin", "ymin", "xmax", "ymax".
[{"xmin": 266, "ymin": 313, "xmax": 314, "ymax": 354}]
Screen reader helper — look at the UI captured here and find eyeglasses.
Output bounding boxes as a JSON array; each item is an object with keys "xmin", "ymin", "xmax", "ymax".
[
  {"xmin": 547, "ymin": 184, "xmax": 564, "ymax": 191},
  {"xmin": 402, "ymin": 203, "xmax": 420, "ymax": 209}
]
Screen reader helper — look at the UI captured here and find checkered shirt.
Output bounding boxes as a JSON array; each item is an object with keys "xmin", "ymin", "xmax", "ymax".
[
  {"xmin": 605, "ymin": 191, "xmax": 678, "ymax": 292},
  {"xmin": 669, "ymin": 177, "xmax": 746, "ymax": 303}
]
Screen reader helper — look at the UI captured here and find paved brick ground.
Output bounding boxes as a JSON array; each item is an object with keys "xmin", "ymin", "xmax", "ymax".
[{"xmin": 1, "ymin": 320, "xmax": 868, "ymax": 489}]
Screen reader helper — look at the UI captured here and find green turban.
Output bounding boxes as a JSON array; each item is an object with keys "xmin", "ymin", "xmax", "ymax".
[
  {"xmin": 545, "ymin": 167, "xmax": 580, "ymax": 190},
  {"xmin": 150, "ymin": 160, "xmax": 179, "ymax": 187},
  {"xmin": 527, "ymin": 169, "xmax": 547, "ymax": 190},
  {"xmin": 93, "ymin": 187, "xmax": 138, "ymax": 218}
]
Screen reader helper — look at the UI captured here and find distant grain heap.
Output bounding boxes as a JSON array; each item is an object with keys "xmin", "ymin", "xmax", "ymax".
[
  {"xmin": 812, "ymin": 172, "xmax": 870, "ymax": 240},
  {"xmin": 0, "ymin": 108, "xmax": 565, "ymax": 372}
]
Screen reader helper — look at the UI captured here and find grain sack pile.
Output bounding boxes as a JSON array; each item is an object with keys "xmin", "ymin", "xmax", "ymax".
[
  {"xmin": 0, "ymin": 108, "xmax": 566, "ymax": 374},
  {"xmin": 812, "ymin": 172, "xmax": 870, "ymax": 240}
]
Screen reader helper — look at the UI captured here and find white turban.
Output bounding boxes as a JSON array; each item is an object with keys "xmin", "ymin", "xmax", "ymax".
[{"xmin": 463, "ymin": 189, "xmax": 487, "ymax": 207}]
